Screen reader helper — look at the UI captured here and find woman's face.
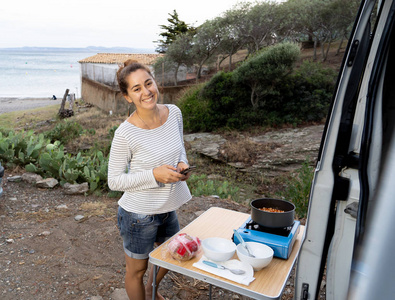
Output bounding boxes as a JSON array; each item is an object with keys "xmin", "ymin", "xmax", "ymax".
[{"xmin": 124, "ymin": 68, "xmax": 159, "ymax": 110}]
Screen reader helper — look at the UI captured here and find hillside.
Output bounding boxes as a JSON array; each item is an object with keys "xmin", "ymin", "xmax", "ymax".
[{"xmin": 0, "ymin": 42, "xmax": 344, "ymax": 300}]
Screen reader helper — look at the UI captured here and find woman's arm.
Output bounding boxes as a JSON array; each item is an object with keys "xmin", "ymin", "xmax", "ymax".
[
  {"xmin": 177, "ymin": 108, "xmax": 189, "ymax": 165},
  {"xmin": 107, "ymin": 133, "xmax": 160, "ymax": 192}
]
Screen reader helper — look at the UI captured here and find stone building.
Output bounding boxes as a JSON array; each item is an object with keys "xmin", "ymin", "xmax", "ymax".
[{"xmin": 78, "ymin": 53, "xmax": 163, "ymax": 115}]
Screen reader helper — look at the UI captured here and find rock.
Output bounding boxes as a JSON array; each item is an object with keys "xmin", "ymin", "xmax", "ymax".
[
  {"xmin": 38, "ymin": 231, "xmax": 51, "ymax": 236},
  {"xmin": 207, "ymin": 174, "xmax": 223, "ymax": 180},
  {"xmin": 184, "ymin": 133, "xmax": 227, "ymax": 160},
  {"xmin": 56, "ymin": 204, "xmax": 68, "ymax": 210},
  {"xmin": 7, "ymin": 176, "xmax": 22, "ymax": 182},
  {"xmin": 228, "ymin": 162, "xmax": 246, "ymax": 169},
  {"xmin": 74, "ymin": 215, "xmax": 85, "ymax": 221},
  {"xmin": 195, "ymin": 211, "xmax": 205, "ymax": 217},
  {"xmin": 109, "ymin": 288, "xmax": 128, "ymax": 300},
  {"xmin": 185, "ymin": 125, "xmax": 324, "ymax": 177},
  {"xmin": 90, "ymin": 296, "xmax": 103, "ymax": 300},
  {"xmin": 63, "ymin": 182, "xmax": 89, "ymax": 195},
  {"xmin": 6, "ymin": 239, "xmax": 15, "ymax": 243},
  {"xmin": 21, "ymin": 173, "xmax": 43, "ymax": 184},
  {"xmin": 36, "ymin": 178, "xmax": 59, "ymax": 188}
]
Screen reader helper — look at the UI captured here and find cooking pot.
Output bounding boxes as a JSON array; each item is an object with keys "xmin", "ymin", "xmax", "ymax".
[{"xmin": 250, "ymin": 198, "xmax": 295, "ymax": 228}]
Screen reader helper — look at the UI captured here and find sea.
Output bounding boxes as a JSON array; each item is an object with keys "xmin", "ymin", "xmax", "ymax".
[{"xmin": 0, "ymin": 47, "xmax": 154, "ymax": 99}]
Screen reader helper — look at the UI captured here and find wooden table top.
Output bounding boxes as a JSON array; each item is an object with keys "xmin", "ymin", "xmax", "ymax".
[{"xmin": 149, "ymin": 207, "xmax": 305, "ymax": 299}]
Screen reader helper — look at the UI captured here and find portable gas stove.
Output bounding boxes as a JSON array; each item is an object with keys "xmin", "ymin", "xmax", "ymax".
[{"xmin": 233, "ymin": 217, "xmax": 300, "ymax": 259}]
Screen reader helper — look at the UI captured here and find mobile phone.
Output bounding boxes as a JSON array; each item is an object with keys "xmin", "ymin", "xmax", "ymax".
[{"xmin": 180, "ymin": 166, "xmax": 196, "ymax": 175}]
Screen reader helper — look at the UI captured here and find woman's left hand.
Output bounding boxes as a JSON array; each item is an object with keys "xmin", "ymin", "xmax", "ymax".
[{"xmin": 177, "ymin": 162, "xmax": 191, "ymax": 181}]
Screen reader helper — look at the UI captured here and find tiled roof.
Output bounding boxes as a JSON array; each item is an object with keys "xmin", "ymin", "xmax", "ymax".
[{"xmin": 78, "ymin": 53, "xmax": 163, "ymax": 65}]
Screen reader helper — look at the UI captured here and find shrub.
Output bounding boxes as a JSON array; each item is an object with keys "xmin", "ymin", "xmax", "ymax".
[
  {"xmin": 277, "ymin": 159, "xmax": 314, "ymax": 218},
  {"xmin": 0, "ymin": 130, "xmax": 49, "ymax": 168},
  {"xmin": 44, "ymin": 120, "xmax": 85, "ymax": 144},
  {"xmin": 187, "ymin": 174, "xmax": 239, "ymax": 200},
  {"xmin": 283, "ymin": 60, "xmax": 337, "ymax": 122},
  {"xmin": 177, "ymin": 84, "xmax": 215, "ymax": 132},
  {"xmin": 233, "ymin": 42, "xmax": 300, "ymax": 110},
  {"xmin": 1, "ymin": 129, "xmax": 108, "ymax": 193},
  {"xmin": 178, "ymin": 45, "xmax": 336, "ymax": 131}
]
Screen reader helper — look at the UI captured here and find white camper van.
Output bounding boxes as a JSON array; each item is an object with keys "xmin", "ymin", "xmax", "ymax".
[{"xmin": 294, "ymin": 0, "xmax": 395, "ymax": 299}]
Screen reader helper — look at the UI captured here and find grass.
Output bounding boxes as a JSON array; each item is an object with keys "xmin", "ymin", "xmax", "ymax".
[
  {"xmin": 0, "ymin": 104, "xmax": 60, "ymax": 130},
  {"xmin": 79, "ymin": 201, "xmax": 113, "ymax": 217}
]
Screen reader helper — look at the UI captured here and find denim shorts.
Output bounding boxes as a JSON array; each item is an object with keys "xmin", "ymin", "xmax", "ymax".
[{"xmin": 117, "ymin": 206, "xmax": 180, "ymax": 259}]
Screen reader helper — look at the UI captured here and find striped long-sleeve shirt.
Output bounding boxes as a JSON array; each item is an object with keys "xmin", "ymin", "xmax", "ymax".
[{"xmin": 108, "ymin": 104, "xmax": 192, "ymax": 214}]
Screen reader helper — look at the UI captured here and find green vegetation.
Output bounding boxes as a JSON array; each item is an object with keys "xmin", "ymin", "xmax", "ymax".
[
  {"xmin": 178, "ymin": 43, "xmax": 337, "ymax": 132},
  {"xmin": 44, "ymin": 119, "xmax": 95, "ymax": 144},
  {"xmin": 0, "ymin": 129, "xmax": 109, "ymax": 194},
  {"xmin": 233, "ymin": 43, "xmax": 301, "ymax": 110},
  {"xmin": 187, "ymin": 174, "xmax": 240, "ymax": 200},
  {"xmin": 154, "ymin": 0, "xmax": 359, "ymax": 83},
  {"xmin": 155, "ymin": 9, "xmax": 196, "ymax": 54},
  {"xmin": 277, "ymin": 160, "xmax": 314, "ymax": 218}
]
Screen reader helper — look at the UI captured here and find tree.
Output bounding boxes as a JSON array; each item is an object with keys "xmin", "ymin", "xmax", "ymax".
[
  {"xmin": 164, "ymin": 33, "xmax": 194, "ymax": 85},
  {"xmin": 227, "ymin": 1, "xmax": 282, "ymax": 56},
  {"xmin": 233, "ymin": 43, "xmax": 300, "ymax": 110},
  {"xmin": 244, "ymin": 1, "xmax": 282, "ymax": 53},
  {"xmin": 191, "ymin": 18, "xmax": 223, "ymax": 79},
  {"xmin": 282, "ymin": 0, "xmax": 325, "ymax": 60},
  {"xmin": 281, "ymin": 0, "xmax": 360, "ymax": 61},
  {"xmin": 216, "ymin": 10, "xmax": 246, "ymax": 71},
  {"xmin": 155, "ymin": 10, "xmax": 195, "ymax": 53}
]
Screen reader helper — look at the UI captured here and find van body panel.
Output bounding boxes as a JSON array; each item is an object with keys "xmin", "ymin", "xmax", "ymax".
[{"xmin": 294, "ymin": 0, "xmax": 395, "ymax": 299}]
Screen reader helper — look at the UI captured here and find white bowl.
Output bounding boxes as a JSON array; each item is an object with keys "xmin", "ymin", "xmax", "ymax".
[
  {"xmin": 236, "ymin": 242, "xmax": 274, "ymax": 271},
  {"xmin": 201, "ymin": 237, "xmax": 236, "ymax": 262}
]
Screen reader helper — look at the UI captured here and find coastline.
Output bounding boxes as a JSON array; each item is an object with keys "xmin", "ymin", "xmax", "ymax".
[{"xmin": 0, "ymin": 97, "xmax": 62, "ymax": 114}]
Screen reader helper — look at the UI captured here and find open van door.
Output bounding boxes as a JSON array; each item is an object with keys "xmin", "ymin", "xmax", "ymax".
[{"xmin": 294, "ymin": 0, "xmax": 395, "ymax": 299}]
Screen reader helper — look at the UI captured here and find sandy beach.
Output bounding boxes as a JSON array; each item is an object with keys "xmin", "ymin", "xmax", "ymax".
[{"xmin": 0, "ymin": 97, "xmax": 62, "ymax": 114}]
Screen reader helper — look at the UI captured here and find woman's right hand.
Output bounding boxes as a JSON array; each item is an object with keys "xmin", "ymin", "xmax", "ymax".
[{"xmin": 153, "ymin": 165, "xmax": 184, "ymax": 184}]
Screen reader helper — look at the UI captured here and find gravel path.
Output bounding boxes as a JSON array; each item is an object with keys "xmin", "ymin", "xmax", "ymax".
[{"xmin": 0, "ymin": 97, "xmax": 62, "ymax": 114}]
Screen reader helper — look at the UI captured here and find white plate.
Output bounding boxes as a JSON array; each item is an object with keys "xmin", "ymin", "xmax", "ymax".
[{"xmin": 222, "ymin": 259, "xmax": 254, "ymax": 277}]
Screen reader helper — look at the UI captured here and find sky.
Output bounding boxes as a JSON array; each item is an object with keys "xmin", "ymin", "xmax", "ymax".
[{"xmin": 1, "ymin": 0, "xmax": 246, "ymax": 51}]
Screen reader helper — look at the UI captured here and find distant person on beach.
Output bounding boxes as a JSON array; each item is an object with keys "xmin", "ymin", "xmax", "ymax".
[
  {"xmin": 52, "ymin": 95, "xmax": 57, "ymax": 100},
  {"xmin": 107, "ymin": 60, "xmax": 192, "ymax": 300}
]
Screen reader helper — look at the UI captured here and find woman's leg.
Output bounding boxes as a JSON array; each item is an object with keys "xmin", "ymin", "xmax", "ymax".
[
  {"xmin": 144, "ymin": 211, "xmax": 180, "ymax": 299},
  {"xmin": 124, "ymin": 254, "xmax": 148, "ymax": 300},
  {"xmin": 124, "ymin": 254, "xmax": 168, "ymax": 300}
]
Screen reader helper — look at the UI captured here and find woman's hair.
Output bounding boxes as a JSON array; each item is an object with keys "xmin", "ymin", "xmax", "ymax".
[{"xmin": 116, "ymin": 59, "xmax": 153, "ymax": 95}]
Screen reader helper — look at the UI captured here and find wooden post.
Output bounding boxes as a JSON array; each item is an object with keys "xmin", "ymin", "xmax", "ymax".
[
  {"xmin": 58, "ymin": 88, "xmax": 74, "ymax": 118},
  {"xmin": 59, "ymin": 88, "xmax": 69, "ymax": 113}
]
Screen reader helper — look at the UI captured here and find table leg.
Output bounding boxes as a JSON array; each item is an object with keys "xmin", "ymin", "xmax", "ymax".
[
  {"xmin": 152, "ymin": 265, "xmax": 159, "ymax": 300},
  {"xmin": 209, "ymin": 284, "xmax": 212, "ymax": 299}
]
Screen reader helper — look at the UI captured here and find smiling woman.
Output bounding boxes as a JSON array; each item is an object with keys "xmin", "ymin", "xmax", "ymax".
[{"xmin": 108, "ymin": 59, "xmax": 194, "ymax": 300}]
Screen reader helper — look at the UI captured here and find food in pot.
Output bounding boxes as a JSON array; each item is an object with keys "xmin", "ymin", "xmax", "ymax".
[
  {"xmin": 258, "ymin": 207, "xmax": 285, "ymax": 213},
  {"xmin": 167, "ymin": 233, "xmax": 201, "ymax": 261}
]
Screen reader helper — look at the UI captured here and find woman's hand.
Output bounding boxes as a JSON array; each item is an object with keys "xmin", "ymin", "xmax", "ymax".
[
  {"xmin": 153, "ymin": 165, "xmax": 184, "ymax": 184},
  {"xmin": 177, "ymin": 162, "xmax": 191, "ymax": 181}
]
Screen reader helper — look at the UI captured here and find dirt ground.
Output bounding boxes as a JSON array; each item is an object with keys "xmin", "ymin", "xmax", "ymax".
[
  {"xmin": 0, "ymin": 173, "xmax": 313, "ymax": 300},
  {"xmin": 0, "ymin": 123, "xmax": 328, "ymax": 300}
]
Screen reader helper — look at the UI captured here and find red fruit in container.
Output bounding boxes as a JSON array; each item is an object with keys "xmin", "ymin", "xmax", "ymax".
[{"xmin": 167, "ymin": 233, "xmax": 201, "ymax": 261}]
